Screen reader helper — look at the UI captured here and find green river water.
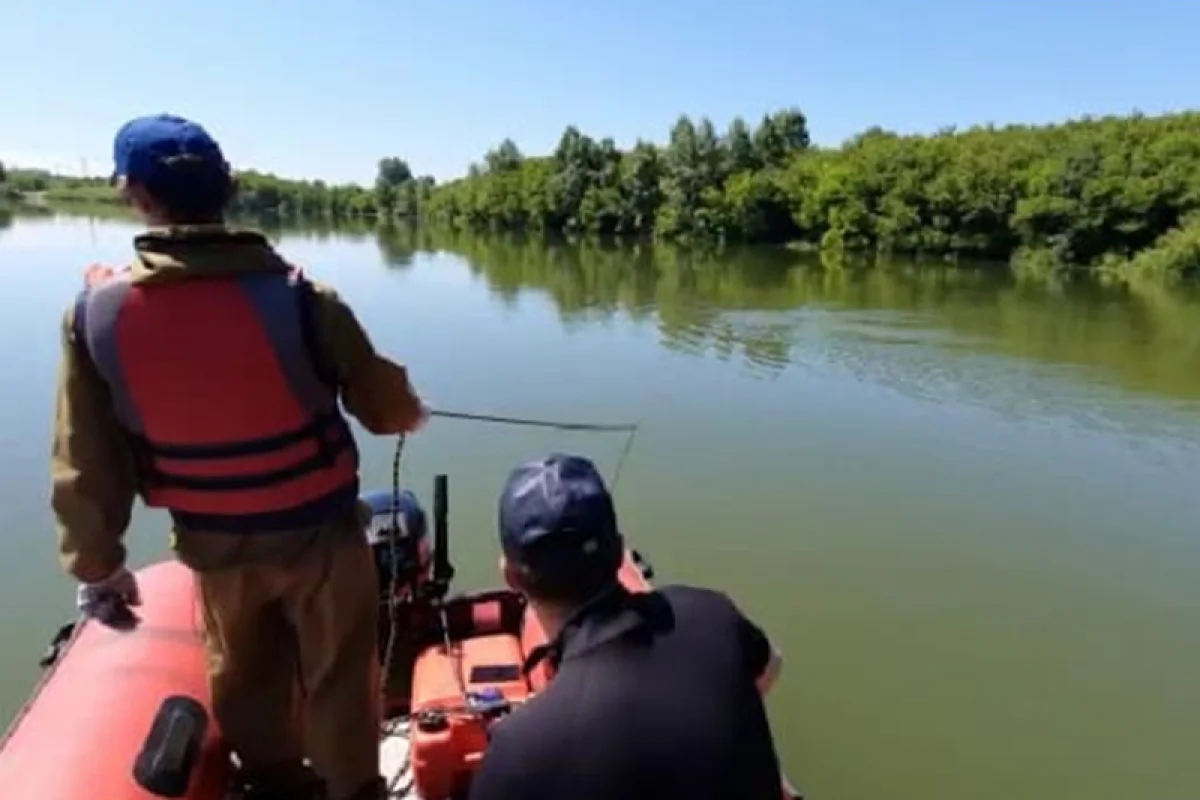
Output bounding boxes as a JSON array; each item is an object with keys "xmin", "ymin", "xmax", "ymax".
[{"xmin": 1, "ymin": 209, "xmax": 1198, "ymax": 799}]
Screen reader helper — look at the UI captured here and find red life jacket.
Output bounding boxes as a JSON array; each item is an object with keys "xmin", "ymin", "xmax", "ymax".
[{"xmin": 73, "ymin": 268, "xmax": 360, "ymax": 532}]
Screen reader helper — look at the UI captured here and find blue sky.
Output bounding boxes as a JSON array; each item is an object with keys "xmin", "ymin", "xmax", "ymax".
[{"xmin": 1, "ymin": 0, "xmax": 1197, "ymax": 186}]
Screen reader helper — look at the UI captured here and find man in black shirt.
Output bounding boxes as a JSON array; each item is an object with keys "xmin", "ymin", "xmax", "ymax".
[{"xmin": 467, "ymin": 453, "xmax": 797, "ymax": 800}]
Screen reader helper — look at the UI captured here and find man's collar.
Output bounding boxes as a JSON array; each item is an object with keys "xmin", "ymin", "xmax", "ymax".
[
  {"xmin": 522, "ymin": 586, "xmax": 671, "ymax": 676},
  {"xmin": 134, "ymin": 225, "xmax": 270, "ymax": 249},
  {"xmin": 128, "ymin": 225, "xmax": 289, "ymax": 283}
]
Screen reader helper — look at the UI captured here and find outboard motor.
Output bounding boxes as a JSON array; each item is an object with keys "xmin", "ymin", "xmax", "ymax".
[
  {"xmin": 361, "ymin": 487, "xmax": 439, "ymax": 707},
  {"xmin": 360, "ymin": 488, "xmax": 433, "ymax": 603}
]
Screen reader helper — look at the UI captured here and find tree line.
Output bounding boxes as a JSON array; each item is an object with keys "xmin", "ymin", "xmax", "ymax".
[
  {"xmin": 7, "ymin": 108, "xmax": 1200, "ymax": 280},
  {"xmin": 426, "ymin": 109, "xmax": 1200, "ymax": 280},
  {"xmin": 0, "ymin": 164, "xmax": 392, "ymax": 219}
]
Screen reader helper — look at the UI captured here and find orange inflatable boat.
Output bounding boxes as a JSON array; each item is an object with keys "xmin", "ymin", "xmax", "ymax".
[
  {"xmin": 0, "ymin": 560, "xmax": 230, "ymax": 800},
  {"xmin": 0, "ymin": 474, "xmax": 798, "ymax": 800}
]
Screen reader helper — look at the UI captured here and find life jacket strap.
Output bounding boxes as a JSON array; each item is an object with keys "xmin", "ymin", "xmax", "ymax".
[{"xmin": 132, "ymin": 413, "xmax": 353, "ymax": 492}]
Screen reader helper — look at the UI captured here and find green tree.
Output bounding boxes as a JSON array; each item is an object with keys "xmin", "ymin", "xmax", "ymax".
[
  {"xmin": 753, "ymin": 108, "xmax": 810, "ymax": 167},
  {"xmin": 484, "ymin": 139, "xmax": 524, "ymax": 174},
  {"xmin": 375, "ymin": 157, "xmax": 414, "ymax": 217},
  {"xmin": 658, "ymin": 115, "xmax": 728, "ymax": 238},
  {"xmin": 724, "ymin": 117, "xmax": 760, "ymax": 174},
  {"xmin": 619, "ymin": 141, "xmax": 663, "ymax": 234}
]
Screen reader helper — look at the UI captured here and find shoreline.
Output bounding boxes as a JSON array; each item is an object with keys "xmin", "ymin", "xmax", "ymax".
[
  {"xmin": 6, "ymin": 108, "xmax": 1200, "ymax": 286},
  {"xmin": 14, "ymin": 194, "xmax": 1193, "ymax": 289}
]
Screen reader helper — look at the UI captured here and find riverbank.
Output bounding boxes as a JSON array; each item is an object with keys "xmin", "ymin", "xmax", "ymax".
[
  {"xmin": 6, "ymin": 109, "xmax": 1200, "ymax": 282},
  {"xmin": 426, "ymin": 110, "xmax": 1200, "ymax": 284},
  {"xmin": 1, "ymin": 171, "xmax": 380, "ymax": 222}
]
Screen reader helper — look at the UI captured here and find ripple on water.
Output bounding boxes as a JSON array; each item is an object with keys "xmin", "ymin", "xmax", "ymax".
[{"xmin": 671, "ymin": 301, "xmax": 1200, "ymax": 450}]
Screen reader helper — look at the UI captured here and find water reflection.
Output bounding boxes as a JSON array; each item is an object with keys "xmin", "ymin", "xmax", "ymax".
[
  {"xmin": 375, "ymin": 226, "xmax": 825, "ymax": 376},
  {"xmin": 372, "ymin": 226, "xmax": 1200, "ymax": 410},
  {"xmin": 0, "ymin": 202, "xmax": 49, "ymax": 236},
  {"xmin": 374, "ymin": 222, "xmax": 420, "ymax": 270},
  {"xmin": 15, "ymin": 208, "xmax": 1200, "ymax": 410},
  {"xmin": 256, "ymin": 212, "xmax": 377, "ymax": 245}
]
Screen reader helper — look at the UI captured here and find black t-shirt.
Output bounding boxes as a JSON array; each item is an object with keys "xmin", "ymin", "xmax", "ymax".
[{"xmin": 466, "ymin": 585, "xmax": 783, "ymax": 800}]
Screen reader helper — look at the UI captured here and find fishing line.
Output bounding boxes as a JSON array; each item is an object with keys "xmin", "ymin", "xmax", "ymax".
[
  {"xmin": 428, "ymin": 408, "xmax": 637, "ymax": 432},
  {"xmin": 427, "ymin": 407, "xmax": 641, "ymax": 492}
]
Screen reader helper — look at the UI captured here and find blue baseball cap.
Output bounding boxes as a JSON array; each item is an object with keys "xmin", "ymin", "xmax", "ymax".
[
  {"xmin": 498, "ymin": 453, "xmax": 620, "ymax": 573},
  {"xmin": 111, "ymin": 114, "xmax": 229, "ymax": 188}
]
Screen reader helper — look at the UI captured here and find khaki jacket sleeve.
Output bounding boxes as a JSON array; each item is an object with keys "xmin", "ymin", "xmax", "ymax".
[
  {"xmin": 50, "ymin": 307, "xmax": 138, "ymax": 584},
  {"xmin": 309, "ymin": 281, "xmax": 425, "ymax": 435}
]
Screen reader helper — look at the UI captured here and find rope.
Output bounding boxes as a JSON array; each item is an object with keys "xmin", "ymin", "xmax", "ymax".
[
  {"xmin": 379, "ymin": 432, "xmax": 405, "ymax": 704},
  {"xmin": 610, "ymin": 424, "xmax": 638, "ymax": 493},
  {"xmin": 430, "ymin": 408, "xmax": 638, "ymax": 432},
  {"xmin": 381, "ymin": 433, "xmax": 410, "ymax": 797}
]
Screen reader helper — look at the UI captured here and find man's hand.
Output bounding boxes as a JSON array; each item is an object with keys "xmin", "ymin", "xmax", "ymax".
[
  {"xmin": 412, "ymin": 401, "xmax": 432, "ymax": 432},
  {"xmin": 403, "ymin": 400, "xmax": 432, "ymax": 433},
  {"xmin": 83, "ymin": 263, "xmax": 128, "ymax": 287},
  {"xmin": 76, "ymin": 566, "xmax": 141, "ymax": 627},
  {"xmin": 757, "ymin": 641, "xmax": 784, "ymax": 696}
]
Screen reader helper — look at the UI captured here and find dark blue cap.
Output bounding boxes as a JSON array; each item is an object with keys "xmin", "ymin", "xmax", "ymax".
[
  {"xmin": 499, "ymin": 453, "xmax": 619, "ymax": 571},
  {"xmin": 111, "ymin": 114, "xmax": 229, "ymax": 188}
]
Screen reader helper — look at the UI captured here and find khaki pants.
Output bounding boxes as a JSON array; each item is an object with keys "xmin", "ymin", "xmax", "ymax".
[{"xmin": 196, "ymin": 522, "xmax": 381, "ymax": 799}]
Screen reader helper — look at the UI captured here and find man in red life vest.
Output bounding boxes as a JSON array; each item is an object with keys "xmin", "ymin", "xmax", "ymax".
[{"xmin": 49, "ymin": 114, "xmax": 427, "ymax": 800}]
